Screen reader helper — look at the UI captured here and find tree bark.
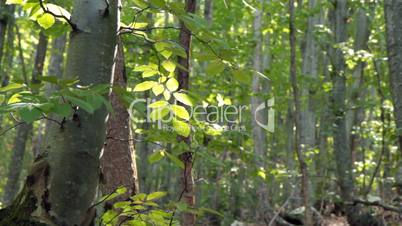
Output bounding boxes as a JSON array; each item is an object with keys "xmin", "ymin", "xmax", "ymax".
[
  {"xmin": 177, "ymin": 0, "xmax": 196, "ymax": 225},
  {"xmin": 100, "ymin": 39, "xmax": 139, "ymax": 197},
  {"xmin": 347, "ymin": 8, "xmax": 370, "ymax": 164},
  {"xmin": 300, "ymin": 0, "xmax": 321, "ymax": 153},
  {"xmin": 204, "ymin": 0, "xmax": 212, "ymax": 25},
  {"xmin": 384, "ymin": 0, "xmax": 402, "ymax": 197},
  {"xmin": 250, "ymin": 0, "xmax": 271, "ymax": 220},
  {"xmin": 329, "ymin": 0, "xmax": 354, "ymax": 202},
  {"xmin": 0, "ymin": 0, "xmax": 10, "ymax": 71},
  {"xmin": 289, "ymin": 0, "xmax": 313, "ymax": 225}
]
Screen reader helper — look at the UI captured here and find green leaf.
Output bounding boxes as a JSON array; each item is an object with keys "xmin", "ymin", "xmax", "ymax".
[
  {"xmin": 206, "ymin": 60, "xmax": 225, "ymax": 75},
  {"xmin": 37, "ymin": 13, "xmax": 55, "ymax": 29},
  {"xmin": 163, "ymin": 90, "xmax": 171, "ymax": 101},
  {"xmin": 199, "ymin": 208, "xmax": 224, "ymax": 217},
  {"xmin": 134, "ymin": 64, "xmax": 157, "ymax": 72},
  {"xmin": 160, "ymin": 50, "xmax": 172, "ymax": 59},
  {"xmin": 166, "ymin": 78, "xmax": 179, "ymax": 92},
  {"xmin": 6, "ymin": 0, "xmax": 23, "ymax": 4},
  {"xmin": 149, "ymin": 0, "xmax": 165, "ymax": 8},
  {"xmin": 0, "ymin": 83, "xmax": 25, "ymax": 93},
  {"xmin": 134, "ymin": 81, "xmax": 156, "ymax": 92},
  {"xmin": 100, "ymin": 186, "xmax": 127, "ymax": 203},
  {"xmin": 113, "ymin": 201, "xmax": 131, "ymax": 209},
  {"xmin": 8, "ymin": 93, "xmax": 22, "ymax": 104},
  {"xmin": 149, "ymin": 100, "xmax": 168, "ymax": 108},
  {"xmin": 133, "ymin": 0, "xmax": 148, "ymax": 8},
  {"xmin": 232, "ymin": 69, "xmax": 252, "ymax": 84},
  {"xmin": 173, "ymin": 93, "xmax": 193, "ymax": 106},
  {"xmin": 162, "ymin": 60, "xmax": 176, "ymax": 72},
  {"xmin": 52, "ymin": 104, "xmax": 72, "ymax": 117},
  {"xmin": 148, "ymin": 150, "xmax": 165, "ymax": 164},
  {"xmin": 39, "ymin": 76, "xmax": 59, "ymax": 84},
  {"xmin": 65, "ymin": 95, "xmax": 94, "ymax": 114},
  {"xmin": 150, "ymin": 107, "xmax": 170, "ymax": 121},
  {"xmin": 116, "ymin": 186, "xmax": 128, "ymax": 195},
  {"xmin": 257, "ymin": 168, "xmax": 266, "ymax": 180},
  {"xmin": 142, "ymin": 70, "xmax": 159, "ymax": 78},
  {"xmin": 126, "ymin": 220, "xmax": 146, "ymax": 226},
  {"xmin": 19, "ymin": 107, "xmax": 42, "ymax": 123},
  {"xmin": 147, "ymin": 191, "xmax": 167, "ymax": 200},
  {"xmin": 172, "ymin": 119, "xmax": 190, "ymax": 137},
  {"xmin": 152, "ymin": 84, "xmax": 164, "ymax": 96},
  {"xmin": 170, "ymin": 104, "xmax": 189, "ymax": 120},
  {"xmin": 165, "ymin": 151, "xmax": 184, "ymax": 169}
]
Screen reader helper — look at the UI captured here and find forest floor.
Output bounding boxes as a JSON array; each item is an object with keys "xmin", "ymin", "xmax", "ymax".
[{"xmin": 321, "ymin": 215, "xmax": 349, "ymax": 226}]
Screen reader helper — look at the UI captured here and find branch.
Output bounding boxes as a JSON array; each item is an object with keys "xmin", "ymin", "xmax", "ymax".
[
  {"xmin": 38, "ymin": 0, "xmax": 78, "ymax": 31},
  {"xmin": 350, "ymin": 198, "xmax": 402, "ymax": 214},
  {"xmin": 118, "ymin": 26, "xmax": 180, "ymax": 35},
  {"xmin": 0, "ymin": 122, "xmax": 25, "ymax": 136}
]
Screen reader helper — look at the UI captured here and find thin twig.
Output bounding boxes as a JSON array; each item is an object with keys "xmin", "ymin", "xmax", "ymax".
[
  {"xmin": 119, "ymin": 26, "xmax": 180, "ymax": 35},
  {"xmin": 38, "ymin": 0, "xmax": 78, "ymax": 31},
  {"xmin": 268, "ymin": 186, "xmax": 296, "ymax": 226},
  {"xmin": 0, "ymin": 122, "xmax": 25, "ymax": 136}
]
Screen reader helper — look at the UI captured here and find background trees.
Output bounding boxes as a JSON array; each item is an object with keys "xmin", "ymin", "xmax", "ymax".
[{"xmin": 0, "ymin": 0, "xmax": 401, "ymax": 226}]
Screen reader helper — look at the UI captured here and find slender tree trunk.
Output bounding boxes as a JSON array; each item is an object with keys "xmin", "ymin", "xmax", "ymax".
[
  {"xmin": 2, "ymin": 123, "xmax": 32, "ymax": 206},
  {"xmin": 2, "ymin": 32, "xmax": 48, "ymax": 206},
  {"xmin": 177, "ymin": 0, "xmax": 196, "ymax": 225},
  {"xmin": 204, "ymin": 0, "xmax": 212, "ymax": 25},
  {"xmin": 347, "ymin": 8, "xmax": 370, "ymax": 164},
  {"xmin": 0, "ymin": 0, "xmax": 119, "ymax": 225},
  {"xmin": 0, "ymin": 5, "xmax": 14, "ymax": 127},
  {"xmin": 299, "ymin": 0, "xmax": 322, "ymax": 208},
  {"xmin": 289, "ymin": 0, "xmax": 313, "ymax": 225},
  {"xmin": 384, "ymin": 0, "xmax": 402, "ymax": 197},
  {"xmin": 0, "ymin": 0, "xmax": 10, "ymax": 70},
  {"xmin": 300, "ymin": 0, "xmax": 320, "ymax": 153},
  {"xmin": 329, "ymin": 0, "xmax": 354, "ymax": 202},
  {"xmin": 250, "ymin": 0, "xmax": 270, "ymax": 219},
  {"xmin": 316, "ymin": 53, "xmax": 330, "ymax": 199},
  {"xmin": 100, "ymin": 39, "xmax": 139, "ymax": 197}
]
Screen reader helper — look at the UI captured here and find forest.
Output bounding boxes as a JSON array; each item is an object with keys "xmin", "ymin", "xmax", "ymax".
[{"xmin": 0, "ymin": 0, "xmax": 401, "ymax": 225}]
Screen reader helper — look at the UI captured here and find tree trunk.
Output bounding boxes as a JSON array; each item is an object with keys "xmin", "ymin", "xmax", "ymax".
[
  {"xmin": 300, "ymin": 0, "xmax": 320, "ymax": 153},
  {"xmin": 2, "ymin": 31, "xmax": 48, "ymax": 206},
  {"xmin": 0, "ymin": 0, "xmax": 119, "ymax": 225},
  {"xmin": 177, "ymin": 0, "xmax": 196, "ymax": 225},
  {"xmin": 328, "ymin": 2, "xmax": 383, "ymax": 225},
  {"xmin": 289, "ymin": 0, "xmax": 313, "ymax": 225},
  {"xmin": 329, "ymin": 0, "xmax": 354, "ymax": 202},
  {"xmin": 0, "ymin": 0, "xmax": 10, "ymax": 71},
  {"xmin": 347, "ymin": 8, "xmax": 370, "ymax": 165},
  {"xmin": 384, "ymin": 0, "xmax": 402, "ymax": 178},
  {"xmin": 100, "ymin": 39, "xmax": 139, "ymax": 197},
  {"xmin": 250, "ymin": 0, "xmax": 270, "ymax": 220},
  {"xmin": 204, "ymin": 0, "xmax": 212, "ymax": 25},
  {"xmin": 0, "ymin": 4, "xmax": 14, "ymax": 127}
]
